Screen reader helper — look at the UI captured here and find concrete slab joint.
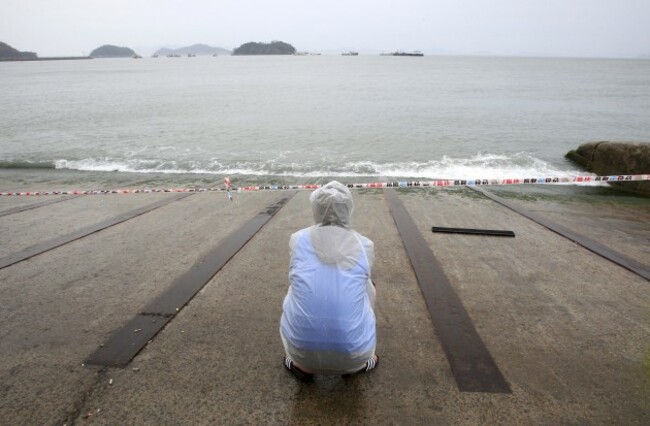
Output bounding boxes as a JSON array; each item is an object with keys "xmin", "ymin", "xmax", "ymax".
[
  {"xmin": 84, "ymin": 193, "xmax": 295, "ymax": 368},
  {"xmin": 383, "ymin": 188, "xmax": 511, "ymax": 393}
]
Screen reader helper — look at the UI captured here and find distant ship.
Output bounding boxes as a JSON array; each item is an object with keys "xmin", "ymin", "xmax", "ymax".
[
  {"xmin": 342, "ymin": 51, "xmax": 359, "ymax": 56},
  {"xmin": 381, "ymin": 51, "xmax": 424, "ymax": 57},
  {"xmin": 131, "ymin": 54, "xmax": 142, "ymax": 59}
]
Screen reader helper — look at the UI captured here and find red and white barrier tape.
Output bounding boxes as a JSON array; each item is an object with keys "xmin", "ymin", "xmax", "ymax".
[{"xmin": 1, "ymin": 174, "xmax": 648, "ymax": 196}]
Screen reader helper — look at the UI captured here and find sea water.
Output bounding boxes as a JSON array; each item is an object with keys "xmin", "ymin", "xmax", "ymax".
[{"xmin": 1, "ymin": 55, "xmax": 649, "ymax": 190}]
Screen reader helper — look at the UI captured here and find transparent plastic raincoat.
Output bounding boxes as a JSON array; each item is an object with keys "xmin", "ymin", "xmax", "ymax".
[{"xmin": 280, "ymin": 181, "xmax": 376, "ymax": 375}]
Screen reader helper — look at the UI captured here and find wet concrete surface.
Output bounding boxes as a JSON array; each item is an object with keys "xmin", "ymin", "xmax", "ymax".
[{"xmin": 0, "ymin": 187, "xmax": 648, "ymax": 425}]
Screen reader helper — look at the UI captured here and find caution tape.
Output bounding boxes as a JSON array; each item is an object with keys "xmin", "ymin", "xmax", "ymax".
[{"xmin": 0, "ymin": 174, "xmax": 648, "ymax": 196}]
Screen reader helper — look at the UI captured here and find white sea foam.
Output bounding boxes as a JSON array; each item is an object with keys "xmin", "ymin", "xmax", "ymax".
[{"xmin": 52, "ymin": 152, "xmax": 597, "ymax": 182}]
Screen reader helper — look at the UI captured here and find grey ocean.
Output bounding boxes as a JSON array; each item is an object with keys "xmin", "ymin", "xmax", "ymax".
[{"xmin": 1, "ymin": 55, "xmax": 649, "ymax": 189}]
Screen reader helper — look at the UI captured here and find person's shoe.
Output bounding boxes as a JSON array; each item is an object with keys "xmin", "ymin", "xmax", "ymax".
[
  {"xmin": 342, "ymin": 355, "xmax": 380, "ymax": 378},
  {"xmin": 283, "ymin": 356, "xmax": 314, "ymax": 382}
]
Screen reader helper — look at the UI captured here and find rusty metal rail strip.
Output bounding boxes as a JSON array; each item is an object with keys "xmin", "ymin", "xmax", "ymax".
[
  {"xmin": 0, "ymin": 193, "xmax": 194, "ymax": 271},
  {"xmin": 85, "ymin": 193, "xmax": 295, "ymax": 367},
  {"xmin": 384, "ymin": 188, "xmax": 511, "ymax": 393},
  {"xmin": 470, "ymin": 186, "xmax": 650, "ymax": 281},
  {"xmin": 0, "ymin": 195, "xmax": 83, "ymax": 217}
]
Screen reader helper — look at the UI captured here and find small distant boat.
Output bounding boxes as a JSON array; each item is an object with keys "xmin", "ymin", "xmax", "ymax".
[
  {"xmin": 152, "ymin": 54, "xmax": 159, "ymax": 58},
  {"xmin": 167, "ymin": 53, "xmax": 181, "ymax": 58},
  {"xmin": 384, "ymin": 51, "xmax": 424, "ymax": 57},
  {"xmin": 294, "ymin": 51, "xmax": 309, "ymax": 56},
  {"xmin": 132, "ymin": 54, "xmax": 142, "ymax": 59},
  {"xmin": 342, "ymin": 51, "xmax": 359, "ymax": 56},
  {"xmin": 188, "ymin": 53, "xmax": 196, "ymax": 57}
]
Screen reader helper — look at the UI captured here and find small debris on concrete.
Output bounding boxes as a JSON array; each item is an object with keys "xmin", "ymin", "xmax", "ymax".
[
  {"xmin": 109, "ymin": 378, "xmax": 113, "ymax": 385},
  {"xmin": 132, "ymin": 367, "xmax": 140, "ymax": 372},
  {"xmin": 134, "ymin": 328, "xmax": 142, "ymax": 333}
]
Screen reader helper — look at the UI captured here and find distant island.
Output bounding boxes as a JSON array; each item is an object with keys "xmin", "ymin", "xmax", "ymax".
[
  {"xmin": 154, "ymin": 44, "xmax": 230, "ymax": 57},
  {"xmin": 232, "ymin": 41, "xmax": 296, "ymax": 55},
  {"xmin": 90, "ymin": 45, "xmax": 136, "ymax": 58},
  {"xmin": 0, "ymin": 42, "xmax": 37, "ymax": 60}
]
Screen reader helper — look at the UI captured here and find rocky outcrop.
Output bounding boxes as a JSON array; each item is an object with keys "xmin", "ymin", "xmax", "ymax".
[{"xmin": 566, "ymin": 142, "xmax": 650, "ymax": 195}]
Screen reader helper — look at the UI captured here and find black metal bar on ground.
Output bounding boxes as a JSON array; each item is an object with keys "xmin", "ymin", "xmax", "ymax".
[
  {"xmin": 0, "ymin": 195, "xmax": 83, "ymax": 218},
  {"xmin": 384, "ymin": 189, "xmax": 511, "ymax": 393},
  {"xmin": 0, "ymin": 193, "xmax": 194, "ymax": 271},
  {"xmin": 432, "ymin": 227, "xmax": 515, "ymax": 237},
  {"xmin": 470, "ymin": 186, "xmax": 650, "ymax": 281},
  {"xmin": 85, "ymin": 193, "xmax": 295, "ymax": 367}
]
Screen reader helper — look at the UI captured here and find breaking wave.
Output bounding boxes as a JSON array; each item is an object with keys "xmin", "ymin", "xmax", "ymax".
[{"xmin": 45, "ymin": 152, "xmax": 590, "ymax": 180}]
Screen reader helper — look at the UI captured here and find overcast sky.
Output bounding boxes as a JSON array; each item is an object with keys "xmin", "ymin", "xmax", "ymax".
[{"xmin": 1, "ymin": 0, "xmax": 649, "ymax": 57}]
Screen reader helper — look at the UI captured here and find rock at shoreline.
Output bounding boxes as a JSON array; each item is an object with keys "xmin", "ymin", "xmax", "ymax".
[
  {"xmin": 566, "ymin": 142, "xmax": 650, "ymax": 195},
  {"xmin": 90, "ymin": 45, "xmax": 136, "ymax": 58}
]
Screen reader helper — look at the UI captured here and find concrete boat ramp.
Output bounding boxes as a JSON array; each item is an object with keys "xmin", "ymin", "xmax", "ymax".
[{"xmin": 0, "ymin": 186, "xmax": 648, "ymax": 424}]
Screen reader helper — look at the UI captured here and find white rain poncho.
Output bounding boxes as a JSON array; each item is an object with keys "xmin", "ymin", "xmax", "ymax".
[{"xmin": 280, "ymin": 181, "xmax": 376, "ymax": 375}]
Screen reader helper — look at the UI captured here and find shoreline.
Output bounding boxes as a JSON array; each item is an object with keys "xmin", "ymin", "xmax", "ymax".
[{"xmin": 0, "ymin": 167, "xmax": 632, "ymax": 194}]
